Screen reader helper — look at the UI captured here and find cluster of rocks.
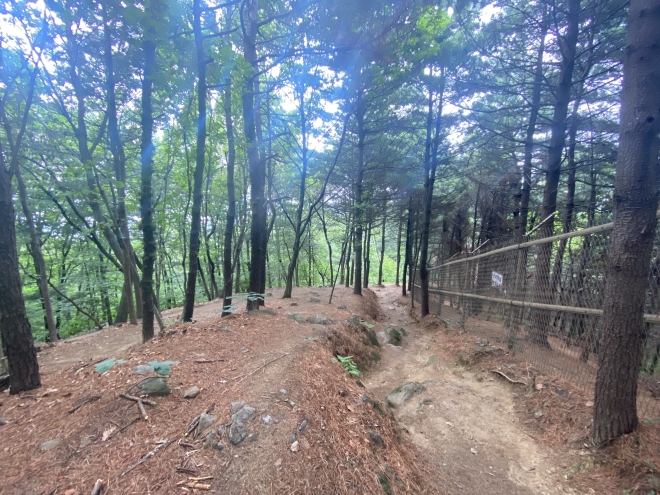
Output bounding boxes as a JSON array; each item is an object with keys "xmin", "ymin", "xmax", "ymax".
[
  {"xmin": 377, "ymin": 326, "xmax": 406, "ymax": 346},
  {"xmin": 286, "ymin": 312, "xmax": 334, "ymax": 325}
]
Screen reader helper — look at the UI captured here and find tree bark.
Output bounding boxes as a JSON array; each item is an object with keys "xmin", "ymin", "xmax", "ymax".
[
  {"xmin": 517, "ymin": 6, "xmax": 548, "ymax": 237},
  {"xmin": 242, "ymin": 0, "xmax": 267, "ymax": 311},
  {"xmin": 140, "ymin": 25, "xmax": 157, "ymax": 341},
  {"xmin": 402, "ymin": 196, "xmax": 413, "ymax": 297},
  {"xmin": 353, "ymin": 93, "xmax": 366, "ymax": 295},
  {"xmin": 395, "ymin": 205, "xmax": 403, "ymax": 286},
  {"xmin": 592, "ymin": 0, "xmax": 660, "ymax": 446},
  {"xmin": 182, "ymin": 0, "xmax": 208, "ymax": 321},
  {"xmin": 222, "ymin": 73, "xmax": 236, "ymax": 316},
  {"xmin": 378, "ymin": 199, "xmax": 387, "ymax": 285},
  {"xmin": 420, "ymin": 70, "xmax": 445, "ymax": 317},
  {"xmin": 531, "ymin": 0, "xmax": 580, "ymax": 348}
]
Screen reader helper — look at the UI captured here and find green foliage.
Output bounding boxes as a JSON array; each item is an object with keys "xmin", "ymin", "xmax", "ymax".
[{"xmin": 336, "ymin": 355, "xmax": 360, "ymax": 376}]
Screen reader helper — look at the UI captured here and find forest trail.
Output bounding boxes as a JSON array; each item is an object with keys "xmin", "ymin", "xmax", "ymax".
[{"xmin": 366, "ymin": 285, "xmax": 578, "ymax": 494}]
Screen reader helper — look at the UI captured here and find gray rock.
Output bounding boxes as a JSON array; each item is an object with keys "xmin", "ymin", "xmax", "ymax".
[
  {"xmin": 262, "ymin": 415, "xmax": 277, "ymax": 425},
  {"xmin": 369, "ymin": 431, "xmax": 384, "ymax": 447},
  {"xmin": 298, "ymin": 419, "xmax": 308, "ymax": 433},
  {"xmin": 196, "ymin": 413, "xmax": 218, "ymax": 437},
  {"xmin": 386, "ymin": 327, "xmax": 403, "ymax": 346},
  {"xmin": 287, "ymin": 433, "xmax": 297, "ymax": 444},
  {"xmin": 361, "ymin": 394, "xmax": 372, "ymax": 404},
  {"xmin": 378, "ymin": 474, "xmax": 392, "ymax": 495},
  {"xmin": 337, "ymin": 304, "xmax": 347, "ymax": 310},
  {"xmin": 534, "ymin": 410, "xmax": 544, "ymax": 419},
  {"xmin": 386, "ymin": 382, "xmax": 426, "ymax": 408},
  {"xmin": 183, "ymin": 386, "xmax": 200, "ymax": 399},
  {"xmin": 310, "ymin": 314, "xmax": 333, "ymax": 325},
  {"xmin": 0, "ymin": 416, "xmax": 6, "ymax": 426},
  {"xmin": 229, "ymin": 421, "xmax": 248, "ymax": 445},
  {"xmin": 133, "ymin": 364, "xmax": 154, "ymax": 375},
  {"xmin": 231, "ymin": 401, "xmax": 247, "ymax": 413},
  {"xmin": 279, "ymin": 389, "xmax": 288, "ymax": 395},
  {"xmin": 218, "ymin": 326, "xmax": 237, "ymax": 334},
  {"xmin": 290, "ymin": 302, "xmax": 298, "ymax": 306},
  {"xmin": 133, "ymin": 377, "xmax": 170, "ymax": 396},
  {"xmin": 232, "ymin": 406, "xmax": 256, "ymax": 424},
  {"xmin": 40, "ymin": 438, "xmax": 61, "ymax": 451},
  {"xmin": 309, "ymin": 297, "xmax": 321, "ymax": 303}
]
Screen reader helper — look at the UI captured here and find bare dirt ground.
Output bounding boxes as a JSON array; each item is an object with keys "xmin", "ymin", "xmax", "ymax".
[
  {"xmin": 1, "ymin": 283, "xmax": 635, "ymax": 494},
  {"xmin": 365, "ymin": 285, "xmax": 579, "ymax": 495}
]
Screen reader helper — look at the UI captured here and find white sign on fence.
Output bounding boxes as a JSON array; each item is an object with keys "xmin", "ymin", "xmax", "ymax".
[{"xmin": 491, "ymin": 271, "xmax": 503, "ymax": 289}]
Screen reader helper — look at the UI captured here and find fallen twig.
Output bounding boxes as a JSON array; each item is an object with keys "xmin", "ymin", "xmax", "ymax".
[
  {"xmin": 120, "ymin": 439, "xmax": 174, "ymax": 477},
  {"xmin": 230, "ymin": 353, "xmax": 289, "ymax": 384},
  {"xmin": 119, "ymin": 393, "xmax": 156, "ymax": 406},
  {"xmin": 71, "ymin": 358, "xmax": 108, "ymax": 374},
  {"xmin": 105, "ymin": 417, "xmax": 140, "ymax": 441},
  {"xmin": 490, "ymin": 369, "xmax": 528, "ymax": 385},
  {"xmin": 90, "ymin": 479, "xmax": 104, "ymax": 495},
  {"xmin": 176, "ymin": 466, "xmax": 197, "ymax": 475},
  {"xmin": 194, "ymin": 359, "xmax": 225, "ymax": 364},
  {"xmin": 68, "ymin": 395, "xmax": 101, "ymax": 414},
  {"xmin": 186, "ymin": 483, "xmax": 211, "ymax": 491}
]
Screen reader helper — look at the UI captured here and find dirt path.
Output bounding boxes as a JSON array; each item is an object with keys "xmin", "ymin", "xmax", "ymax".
[{"xmin": 364, "ymin": 285, "xmax": 577, "ymax": 494}]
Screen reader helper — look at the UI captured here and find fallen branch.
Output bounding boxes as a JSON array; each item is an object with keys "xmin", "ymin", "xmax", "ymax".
[
  {"xmin": 186, "ymin": 483, "xmax": 211, "ymax": 491},
  {"xmin": 490, "ymin": 369, "xmax": 528, "ymax": 385},
  {"xmin": 120, "ymin": 439, "xmax": 174, "ymax": 477},
  {"xmin": 119, "ymin": 393, "xmax": 156, "ymax": 406},
  {"xmin": 194, "ymin": 359, "xmax": 225, "ymax": 364},
  {"xmin": 230, "ymin": 353, "xmax": 289, "ymax": 384},
  {"xmin": 176, "ymin": 466, "xmax": 197, "ymax": 475},
  {"xmin": 184, "ymin": 405, "xmax": 215, "ymax": 437},
  {"xmin": 105, "ymin": 417, "xmax": 140, "ymax": 441},
  {"xmin": 68, "ymin": 395, "xmax": 101, "ymax": 414},
  {"xmin": 90, "ymin": 479, "xmax": 104, "ymax": 495},
  {"xmin": 72, "ymin": 358, "xmax": 108, "ymax": 374}
]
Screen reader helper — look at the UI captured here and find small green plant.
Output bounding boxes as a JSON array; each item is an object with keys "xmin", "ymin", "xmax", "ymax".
[{"xmin": 336, "ymin": 355, "xmax": 360, "ymax": 376}]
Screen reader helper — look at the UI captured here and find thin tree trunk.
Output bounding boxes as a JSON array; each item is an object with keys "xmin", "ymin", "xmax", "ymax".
[
  {"xmin": 222, "ymin": 69, "xmax": 236, "ymax": 316},
  {"xmin": 517, "ymin": 5, "xmax": 548, "ymax": 237},
  {"xmin": 402, "ymin": 197, "xmax": 412, "ymax": 296},
  {"xmin": 395, "ymin": 206, "xmax": 403, "ymax": 286},
  {"xmin": 353, "ymin": 93, "xmax": 365, "ymax": 296},
  {"xmin": 182, "ymin": 0, "xmax": 208, "ymax": 321},
  {"xmin": 139, "ymin": 23, "xmax": 157, "ymax": 341},
  {"xmin": 532, "ymin": 0, "xmax": 580, "ymax": 348},
  {"xmin": 15, "ymin": 168, "xmax": 57, "ymax": 341},
  {"xmin": 378, "ymin": 199, "xmax": 387, "ymax": 285},
  {"xmin": 592, "ymin": 0, "xmax": 660, "ymax": 446}
]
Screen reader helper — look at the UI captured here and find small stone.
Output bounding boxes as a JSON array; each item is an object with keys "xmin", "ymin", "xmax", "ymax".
[
  {"xmin": 133, "ymin": 364, "xmax": 154, "ymax": 375},
  {"xmin": 310, "ymin": 297, "xmax": 321, "ymax": 303},
  {"xmin": 421, "ymin": 398, "xmax": 434, "ymax": 405},
  {"xmin": 40, "ymin": 438, "xmax": 61, "ymax": 451},
  {"xmin": 183, "ymin": 386, "xmax": 200, "ymax": 399},
  {"xmin": 290, "ymin": 302, "xmax": 298, "ymax": 306},
  {"xmin": 262, "ymin": 415, "xmax": 276, "ymax": 425},
  {"xmin": 388, "ymin": 306, "xmax": 395, "ymax": 310},
  {"xmin": 279, "ymin": 389, "xmax": 288, "ymax": 395},
  {"xmin": 361, "ymin": 394, "xmax": 372, "ymax": 403},
  {"xmin": 196, "ymin": 413, "xmax": 218, "ymax": 437},
  {"xmin": 337, "ymin": 304, "xmax": 347, "ymax": 310},
  {"xmin": 426, "ymin": 355, "xmax": 437, "ymax": 366},
  {"xmin": 298, "ymin": 420, "xmax": 308, "ymax": 433},
  {"xmin": 232, "ymin": 406, "xmax": 256, "ymax": 423},
  {"xmin": 214, "ymin": 442, "xmax": 225, "ymax": 451},
  {"xmin": 290, "ymin": 440, "xmax": 299, "ymax": 452},
  {"xmin": 555, "ymin": 387, "xmax": 566, "ymax": 395},
  {"xmin": 0, "ymin": 416, "xmax": 6, "ymax": 426},
  {"xmin": 229, "ymin": 421, "xmax": 248, "ymax": 445},
  {"xmin": 231, "ymin": 401, "xmax": 247, "ymax": 413},
  {"xmin": 585, "ymin": 401, "xmax": 594, "ymax": 407},
  {"xmin": 535, "ymin": 383, "xmax": 544, "ymax": 391},
  {"xmin": 369, "ymin": 431, "xmax": 384, "ymax": 447},
  {"xmin": 378, "ymin": 473, "xmax": 392, "ymax": 495},
  {"xmin": 470, "ymin": 447, "xmax": 478, "ymax": 454},
  {"xmin": 534, "ymin": 410, "xmax": 544, "ymax": 419},
  {"xmin": 287, "ymin": 433, "xmax": 297, "ymax": 444},
  {"xmin": 386, "ymin": 382, "xmax": 426, "ymax": 408}
]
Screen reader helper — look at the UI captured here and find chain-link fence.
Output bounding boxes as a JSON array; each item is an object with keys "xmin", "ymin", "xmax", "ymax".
[{"xmin": 414, "ymin": 219, "xmax": 660, "ymax": 419}]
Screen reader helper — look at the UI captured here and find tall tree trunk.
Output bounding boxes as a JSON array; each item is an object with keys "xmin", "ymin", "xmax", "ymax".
[
  {"xmin": 182, "ymin": 0, "xmax": 208, "ymax": 321},
  {"xmin": 517, "ymin": 6, "xmax": 549, "ymax": 237},
  {"xmin": 378, "ymin": 200, "xmax": 387, "ymax": 286},
  {"xmin": 0, "ymin": 53, "xmax": 40, "ymax": 392},
  {"xmin": 139, "ymin": 21, "xmax": 157, "ymax": 341},
  {"xmin": 592, "ymin": 0, "xmax": 660, "ymax": 446},
  {"xmin": 402, "ymin": 197, "xmax": 412, "ymax": 296},
  {"xmin": 242, "ymin": 0, "xmax": 266, "ymax": 310},
  {"xmin": 363, "ymin": 215, "xmax": 372, "ymax": 288},
  {"xmin": 353, "ymin": 93, "xmax": 365, "ymax": 295},
  {"xmin": 420, "ymin": 70, "xmax": 445, "ymax": 317},
  {"xmin": 532, "ymin": 0, "xmax": 580, "ymax": 348},
  {"xmin": 395, "ymin": 206, "xmax": 403, "ymax": 286},
  {"xmin": 344, "ymin": 228, "xmax": 352, "ymax": 287},
  {"xmin": 222, "ymin": 73, "xmax": 236, "ymax": 316}
]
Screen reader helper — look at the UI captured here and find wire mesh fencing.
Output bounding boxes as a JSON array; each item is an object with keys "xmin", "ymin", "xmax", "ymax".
[{"xmin": 414, "ymin": 219, "xmax": 660, "ymax": 419}]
